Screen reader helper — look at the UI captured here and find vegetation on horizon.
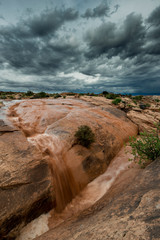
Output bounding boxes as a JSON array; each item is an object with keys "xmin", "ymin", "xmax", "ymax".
[{"xmin": 0, "ymin": 90, "xmax": 159, "ymax": 107}]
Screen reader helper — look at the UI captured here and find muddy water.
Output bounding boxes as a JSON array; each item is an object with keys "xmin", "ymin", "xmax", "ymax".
[
  {"xmin": 17, "ymin": 146, "xmax": 133, "ymax": 240},
  {"xmin": 28, "ymin": 133, "xmax": 83, "ymax": 212},
  {"xmin": 48, "ymin": 145, "xmax": 133, "ymax": 228}
]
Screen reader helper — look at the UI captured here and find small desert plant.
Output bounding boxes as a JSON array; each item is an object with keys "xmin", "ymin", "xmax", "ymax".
[
  {"xmin": 9, "ymin": 95, "xmax": 15, "ymax": 100},
  {"xmin": 112, "ymin": 98, "xmax": 122, "ymax": 105},
  {"xmin": 132, "ymin": 100, "xmax": 137, "ymax": 105},
  {"xmin": 132, "ymin": 95, "xmax": 143, "ymax": 101},
  {"xmin": 105, "ymin": 93, "xmax": 118, "ymax": 99},
  {"xmin": 74, "ymin": 125, "xmax": 95, "ymax": 148},
  {"xmin": 53, "ymin": 93, "xmax": 61, "ymax": 99},
  {"xmin": 0, "ymin": 95, "xmax": 6, "ymax": 99},
  {"xmin": 139, "ymin": 103, "xmax": 151, "ymax": 110},
  {"xmin": 128, "ymin": 123, "xmax": 160, "ymax": 168},
  {"xmin": 33, "ymin": 91, "xmax": 49, "ymax": 98},
  {"xmin": 25, "ymin": 90, "xmax": 34, "ymax": 96},
  {"xmin": 102, "ymin": 91, "xmax": 109, "ymax": 95}
]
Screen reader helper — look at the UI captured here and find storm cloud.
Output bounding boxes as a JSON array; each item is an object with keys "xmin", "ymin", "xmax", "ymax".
[
  {"xmin": 82, "ymin": 2, "xmax": 110, "ymax": 18},
  {"xmin": 0, "ymin": 0, "xmax": 160, "ymax": 94},
  {"xmin": 0, "ymin": 7, "xmax": 80, "ymax": 75},
  {"xmin": 145, "ymin": 5, "xmax": 160, "ymax": 54},
  {"xmin": 27, "ymin": 8, "xmax": 79, "ymax": 37},
  {"xmin": 85, "ymin": 13, "xmax": 145, "ymax": 58}
]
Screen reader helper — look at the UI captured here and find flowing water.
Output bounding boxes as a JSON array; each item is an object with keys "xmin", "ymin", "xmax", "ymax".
[
  {"xmin": 48, "ymin": 145, "xmax": 133, "ymax": 228},
  {"xmin": 17, "ymin": 142, "xmax": 133, "ymax": 240},
  {"xmin": 28, "ymin": 133, "xmax": 83, "ymax": 213}
]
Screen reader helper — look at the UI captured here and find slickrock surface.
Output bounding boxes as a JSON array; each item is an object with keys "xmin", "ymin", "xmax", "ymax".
[
  {"xmin": 0, "ymin": 119, "xmax": 52, "ymax": 240},
  {"xmin": 81, "ymin": 95, "xmax": 160, "ymax": 132},
  {"xmin": 0, "ymin": 98, "xmax": 137, "ymax": 239},
  {"xmin": 36, "ymin": 158, "xmax": 160, "ymax": 240},
  {"xmin": 8, "ymin": 99, "xmax": 137, "ymax": 181}
]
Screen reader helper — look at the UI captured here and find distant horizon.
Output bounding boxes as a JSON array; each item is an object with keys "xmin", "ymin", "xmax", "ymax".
[{"xmin": 0, "ymin": 89, "xmax": 160, "ymax": 96}]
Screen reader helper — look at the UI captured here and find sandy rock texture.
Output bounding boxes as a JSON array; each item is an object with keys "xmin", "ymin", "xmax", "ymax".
[
  {"xmin": 36, "ymin": 158, "xmax": 160, "ymax": 240},
  {"xmin": 81, "ymin": 95, "xmax": 160, "ymax": 132},
  {"xmin": 0, "ymin": 98, "xmax": 137, "ymax": 238},
  {"xmin": 8, "ymin": 99, "xmax": 137, "ymax": 181},
  {"xmin": 0, "ymin": 119, "xmax": 52, "ymax": 239}
]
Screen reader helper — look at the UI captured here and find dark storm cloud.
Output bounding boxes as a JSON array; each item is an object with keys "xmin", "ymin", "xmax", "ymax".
[
  {"xmin": 80, "ymin": 59, "xmax": 160, "ymax": 94},
  {"xmin": 82, "ymin": 2, "xmax": 110, "ymax": 18},
  {"xmin": 27, "ymin": 8, "xmax": 79, "ymax": 37},
  {"xmin": 0, "ymin": 34, "xmax": 81, "ymax": 74},
  {"xmin": 147, "ymin": 5, "xmax": 160, "ymax": 26},
  {"xmin": 145, "ymin": 5, "xmax": 160, "ymax": 55},
  {"xmin": 0, "ymin": 7, "xmax": 79, "ymax": 41},
  {"xmin": 85, "ymin": 13, "xmax": 145, "ymax": 59},
  {"xmin": 0, "ymin": 2, "xmax": 160, "ymax": 95},
  {"xmin": 0, "ymin": 7, "xmax": 80, "ymax": 75},
  {"xmin": 0, "ymin": 76, "xmax": 83, "ymax": 92}
]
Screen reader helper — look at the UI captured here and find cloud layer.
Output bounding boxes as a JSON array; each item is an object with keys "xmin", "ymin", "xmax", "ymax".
[{"xmin": 0, "ymin": 0, "xmax": 160, "ymax": 94}]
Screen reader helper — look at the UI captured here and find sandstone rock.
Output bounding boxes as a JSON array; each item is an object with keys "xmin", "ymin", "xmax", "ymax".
[
  {"xmin": 127, "ymin": 110, "xmax": 160, "ymax": 132},
  {"xmin": 82, "ymin": 96, "xmax": 160, "ymax": 132},
  {"xmin": 0, "ymin": 99, "xmax": 138, "ymax": 238},
  {"xmin": 8, "ymin": 99, "xmax": 138, "ymax": 182},
  {"xmin": 35, "ymin": 158, "xmax": 160, "ymax": 240},
  {"xmin": 0, "ymin": 120, "xmax": 53, "ymax": 239}
]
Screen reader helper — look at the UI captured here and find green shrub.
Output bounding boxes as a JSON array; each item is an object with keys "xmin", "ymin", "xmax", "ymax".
[
  {"xmin": 26, "ymin": 90, "xmax": 34, "ymax": 96},
  {"xmin": 105, "ymin": 93, "xmax": 119, "ymax": 99},
  {"xmin": 154, "ymin": 98, "xmax": 160, "ymax": 102},
  {"xmin": 33, "ymin": 91, "xmax": 49, "ymax": 98},
  {"xmin": 133, "ymin": 100, "xmax": 137, "ymax": 105},
  {"xmin": 74, "ymin": 125, "xmax": 95, "ymax": 148},
  {"xmin": 0, "ymin": 95, "xmax": 6, "ymax": 99},
  {"xmin": 9, "ymin": 95, "xmax": 15, "ymax": 99},
  {"xmin": 53, "ymin": 93, "xmax": 61, "ymax": 99},
  {"xmin": 63, "ymin": 95, "xmax": 66, "ymax": 99},
  {"xmin": 102, "ymin": 91, "xmax": 109, "ymax": 95},
  {"xmin": 132, "ymin": 95, "xmax": 143, "ymax": 101},
  {"xmin": 89, "ymin": 93, "xmax": 97, "ymax": 96},
  {"xmin": 112, "ymin": 98, "xmax": 122, "ymax": 105},
  {"xmin": 106, "ymin": 93, "xmax": 116, "ymax": 99},
  {"xmin": 139, "ymin": 103, "xmax": 151, "ymax": 110},
  {"xmin": 128, "ymin": 123, "xmax": 160, "ymax": 168},
  {"xmin": 146, "ymin": 103, "xmax": 151, "ymax": 108}
]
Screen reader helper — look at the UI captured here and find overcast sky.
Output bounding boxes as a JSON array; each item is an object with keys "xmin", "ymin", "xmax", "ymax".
[{"xmin": 0, "ymin": 0, "xmax": 160, "ymax": 94}]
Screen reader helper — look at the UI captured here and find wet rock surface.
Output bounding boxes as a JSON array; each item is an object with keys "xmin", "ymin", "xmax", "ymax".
[
  {"xmin": 7, "ymin": 99, "xmax": 138, "ymax": 182},
  {"xmin": 0, "ymin": 120, "xmax": 53, "ymax": 239},
  {"xmin": 36, "ymin": 158, "xmax": 160, "ymax": 240},
  {"xmin": 0, "ymin": 98, "xmax": 137, "ymax": 238}
]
